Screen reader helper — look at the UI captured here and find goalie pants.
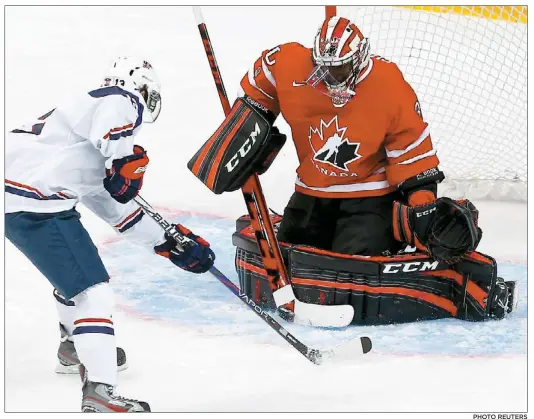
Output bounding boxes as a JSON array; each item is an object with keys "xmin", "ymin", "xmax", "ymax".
[{"xmin": 277, "ymin": 191, "xmax": 404, "ymax": 255}]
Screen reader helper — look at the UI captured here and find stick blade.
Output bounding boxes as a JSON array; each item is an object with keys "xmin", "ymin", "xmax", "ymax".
[
  {"xmin": 293, "ymin": 300, "xmax": 354, "ymax": 328},
  {"xmin": 318, "ymin": 337, "xmax": 372, "ymax": 365}
]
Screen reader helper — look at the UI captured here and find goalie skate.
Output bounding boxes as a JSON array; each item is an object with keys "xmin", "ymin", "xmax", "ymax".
[
  {"xmin": 489, "ymin": 277, "xmax": 518, "ymax": 319},
  {"xmin": 505, "ymin": 279, "xmax": 519, "ymax": 314}
]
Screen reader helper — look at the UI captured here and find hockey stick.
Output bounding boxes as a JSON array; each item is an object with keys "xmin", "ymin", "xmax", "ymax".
[
  {"xmin": 132, "ymin": 195, "xmax": 372, "ymax": 363},
  {"xmin": 192, "ymin": 6, "xmax": 355, "ymax": 328}
]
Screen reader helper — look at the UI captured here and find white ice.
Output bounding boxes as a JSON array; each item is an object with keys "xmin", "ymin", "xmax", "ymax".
[{"xmin": 4, "ymin": 6, "xmax": 527, "ymax": 414}]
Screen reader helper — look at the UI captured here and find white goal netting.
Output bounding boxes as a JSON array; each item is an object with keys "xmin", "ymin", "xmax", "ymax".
[{"xmin": 334, "ymin": 6, "xmax": 527, "ymax": 201}]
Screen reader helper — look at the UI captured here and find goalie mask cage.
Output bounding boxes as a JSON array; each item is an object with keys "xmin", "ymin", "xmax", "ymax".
[{"xmin": 327, "ymin": 6, "xmax": 527, "ymax": 201}]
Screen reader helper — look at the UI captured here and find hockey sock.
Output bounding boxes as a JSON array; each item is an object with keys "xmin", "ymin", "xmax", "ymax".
[
  {"xmin": 53, "ymin": 289, "xmax": 76, "ymax": 336},
  {"xmin": 71, "ymin": 282, "xmax": 118, "ymax": 386}
]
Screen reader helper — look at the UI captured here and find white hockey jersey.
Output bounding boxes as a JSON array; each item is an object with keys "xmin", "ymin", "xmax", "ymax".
[{"xmin": 5, "ymin": 86, "xmax": 165, "ymax": 247}]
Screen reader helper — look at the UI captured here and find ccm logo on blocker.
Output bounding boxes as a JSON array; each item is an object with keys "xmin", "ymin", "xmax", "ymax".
[{"xmin": 225, "ymin": 123, "xmax": 262, "ymax": 173}]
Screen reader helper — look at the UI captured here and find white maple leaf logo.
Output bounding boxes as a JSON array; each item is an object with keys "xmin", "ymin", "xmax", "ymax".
[{"xmin": 308, "ymin": 115, "xmax": 361, "ymax": 171}]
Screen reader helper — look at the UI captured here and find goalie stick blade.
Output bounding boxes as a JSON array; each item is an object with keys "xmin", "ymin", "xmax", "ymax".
[
  {"xmin": 310, "ymin": 337, "xmax": 372, "ymax": 365},
  {"xmin": 293, "ymin": 300, "xmax": 355, "ymax": 328}
]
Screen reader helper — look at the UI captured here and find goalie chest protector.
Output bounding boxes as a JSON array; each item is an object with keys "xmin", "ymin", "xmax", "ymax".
[{"xmin": 233, "ymin": 214, "xmax": 499, "ymax": 325}]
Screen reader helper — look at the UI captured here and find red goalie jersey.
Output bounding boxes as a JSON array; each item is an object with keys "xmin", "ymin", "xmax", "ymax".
[{"xmin": 240, "ymin": 42, "xmax": 440, "ymax": 199}]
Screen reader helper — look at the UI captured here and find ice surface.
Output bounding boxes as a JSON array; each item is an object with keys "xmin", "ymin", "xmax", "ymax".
[
  {"xmin": 4, "ymin": 5, "xmax": 527, "ymax": 414},
  {"xmin": 104, "ymin": 211, "xmax": 526, "ymax": 357},
  {"xmin": 4, "ymin": 203, "xmax": 527, "ymax": 413}
]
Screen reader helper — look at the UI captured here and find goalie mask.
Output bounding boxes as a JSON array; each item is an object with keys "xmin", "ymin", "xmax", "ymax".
[
  {"xmin": 104, "ymin": 56, "xmax": 162, "ymax": 123},
  {"xmin": 306, "ymin": 16, "xmax": 370, "ymax": 107}
]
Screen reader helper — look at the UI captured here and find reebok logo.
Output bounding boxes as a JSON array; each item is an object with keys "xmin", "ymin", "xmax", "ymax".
[
  {"xmin": 245, "ymin": 96, "xmax": 269, "ymax": 113},
  {"xmin": 416, "ymin": 168, "xmax": 438, "ymax": 180}
]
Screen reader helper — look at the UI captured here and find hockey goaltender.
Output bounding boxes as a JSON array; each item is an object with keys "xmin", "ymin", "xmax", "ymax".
[{"xmin": 189, "ymin": 16, "xmax": 518, "ymax": 326}]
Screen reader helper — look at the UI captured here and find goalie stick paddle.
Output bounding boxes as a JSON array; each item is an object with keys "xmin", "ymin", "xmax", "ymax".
[
  {"xmin": 133, "ymin": 195, "xmax": 371, "ymax": 363},
  {"xmin": 193, "ymin": 6, "xmax": 356, "ymax": 329}
]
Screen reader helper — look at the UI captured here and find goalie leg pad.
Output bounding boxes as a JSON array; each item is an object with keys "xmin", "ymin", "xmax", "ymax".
[
  {"xmin": 235, "ymin": 247, "xmax": 277, "ymax": 311},
  {"xmin": 233, "ymin": 213, "xmax": 508, "ymax": 324},
  {"xmin": 188, "ymin": 98, "xmax": 284, "ymax": 194}
]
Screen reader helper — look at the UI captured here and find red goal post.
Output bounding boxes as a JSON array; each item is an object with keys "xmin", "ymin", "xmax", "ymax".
[{"xmin": 324, "ymin": 6, "xmax": 527, "ymax": 202}]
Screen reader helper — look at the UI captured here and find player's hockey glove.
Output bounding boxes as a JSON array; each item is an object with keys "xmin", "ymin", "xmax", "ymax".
[
  {"xmin": 104, "ymin": 145, "xmax": 149, "ymax": 204},
  {"xmin": 393, "ymin": 197, "xmax": 482, "ymax": 264},
  {"xmin": 154, "ymin": 224, "xmax": 215, "ymax": 274}
]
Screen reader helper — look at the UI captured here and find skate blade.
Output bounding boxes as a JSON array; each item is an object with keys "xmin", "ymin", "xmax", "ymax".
[{"xmin": 55, "ymin": 362, "xmax": 129, "ymax": 374}]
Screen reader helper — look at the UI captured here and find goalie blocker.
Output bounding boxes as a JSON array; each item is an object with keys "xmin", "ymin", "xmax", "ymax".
[
  {"xmin": 188, "ymin": 97, "xmax": 285, "ymax": 194},
  {"xmin": 233, "ymin": 214, "xmax": 517, "ymax": 325}
]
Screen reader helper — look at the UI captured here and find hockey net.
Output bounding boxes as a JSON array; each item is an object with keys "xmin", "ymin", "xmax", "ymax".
[{"xmin": 329, "ymin": 6, "xmax": 527, "ymax": 201}]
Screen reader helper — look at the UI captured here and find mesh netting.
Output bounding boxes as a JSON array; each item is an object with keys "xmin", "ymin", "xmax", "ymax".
[{"xmin": 335, "ymin": 6, "xmax": 527, "ymax": 201}]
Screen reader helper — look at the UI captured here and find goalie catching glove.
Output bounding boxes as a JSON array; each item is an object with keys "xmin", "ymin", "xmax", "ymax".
[
  {"xmin": 393, "ymin": 197, "xmax": 482, "ymax": 264},
  {"xmin": 154, "ymin": 224, "xmax": 215, "ymax": 274}
]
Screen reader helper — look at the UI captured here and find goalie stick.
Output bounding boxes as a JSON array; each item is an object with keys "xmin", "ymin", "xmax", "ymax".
[
  {"xmin": 132, "ymin": 195, "xmax": 372, "ymax": 363},
  {"xmin": 192, "ymin": 6, "xmax": 356, "ymax": 329}
]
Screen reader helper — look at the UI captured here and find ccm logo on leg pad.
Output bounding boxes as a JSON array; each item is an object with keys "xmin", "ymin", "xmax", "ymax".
[{"xmin": 382, "ymin": 260, "xmax": 439, "ymax": 274}]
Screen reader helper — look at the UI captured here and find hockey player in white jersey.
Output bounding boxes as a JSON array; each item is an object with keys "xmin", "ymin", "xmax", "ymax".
[{"xmin": 5, "ymin": 57, "xmax": 215, "ymax": 412}]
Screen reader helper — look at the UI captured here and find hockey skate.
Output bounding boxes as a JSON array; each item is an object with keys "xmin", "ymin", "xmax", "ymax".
[
  {"xmin": 55, "ymin": 324, "xmax": 128, "ymax": 374},
  {"xmin": 80, "ymin": 365, "xmax": 151, "ymax": 412},
  {"xmin": 489, "ymin": 277, "xmax": 518, "ymax": 319}
]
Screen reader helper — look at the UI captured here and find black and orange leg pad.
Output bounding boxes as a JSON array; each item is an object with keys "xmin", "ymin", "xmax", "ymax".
[
  {"xmin": 235, "ymin": 247, "xmax": 277, "ymax": 311},
  {"xmin": 232, "ymin": 213, "xmax": 503, "ymax": 325},
  {"xmin": 187, "ymin": 97, "xmax": 271, "ymax": 194}
]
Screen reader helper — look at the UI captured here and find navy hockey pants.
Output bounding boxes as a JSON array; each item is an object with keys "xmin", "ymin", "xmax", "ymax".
[{"xmin": 5, "ymin": 208, "xmax": 110, "ymax": 299}]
